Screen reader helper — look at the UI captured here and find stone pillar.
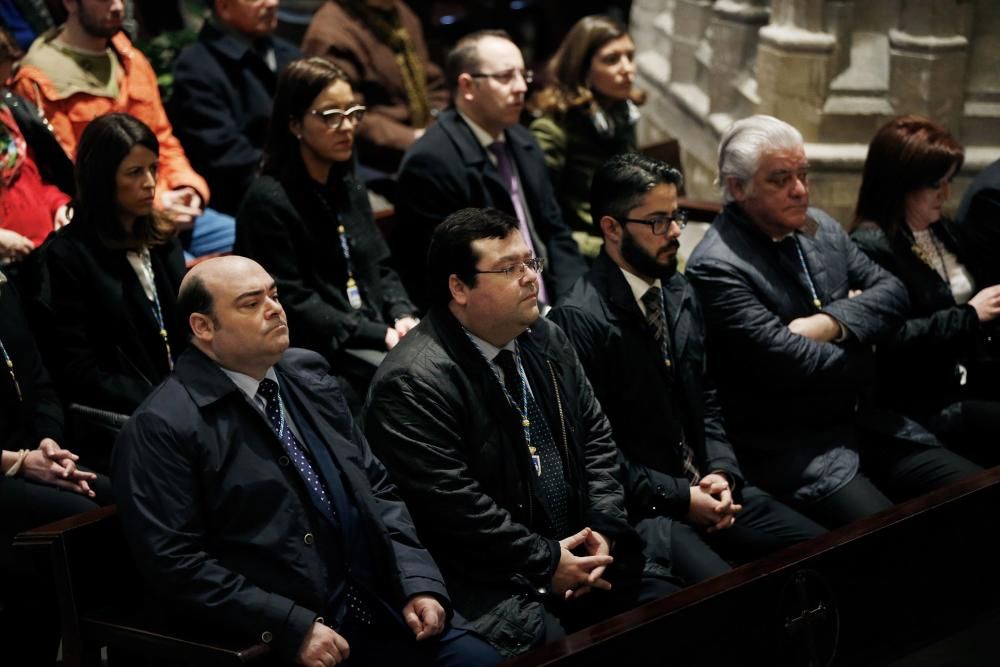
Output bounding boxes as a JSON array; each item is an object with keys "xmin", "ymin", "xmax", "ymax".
[
  {"xmin": 889, "ymin": 0, "xmax": 968, "ymax": 132},
  {"xmin": 703, "ymin": 0, "xmax": 771, "ymax": 123},
  {"xmin": 755, "ymin": 0, "xmax": 837, "ymax": 140},
  {"xmin": 669, "ymin": 0, "xmax": 716, "ymax": 85}
]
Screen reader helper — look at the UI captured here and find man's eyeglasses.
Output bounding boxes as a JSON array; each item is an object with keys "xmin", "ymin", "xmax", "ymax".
[
  {"xmin": 310, "ymin": 105, "xmax": 366, "ymax": 130},
  {"xmin": 469, "ymin": 69, "xmax": 534, "ymax": 86},
  {"xmin": 475, "ymin": 257, "xmax": 545, "ymax": 279},
  {"xmin": 618, "ymin": 211, "xmax": 688, "ymax": 235}
]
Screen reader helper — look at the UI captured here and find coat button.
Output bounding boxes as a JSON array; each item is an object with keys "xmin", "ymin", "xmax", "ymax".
[
  {"xmin": 261, "ymin": 631, "xmax": 273, "ymax": 643},
  {"xmin": 278, "ymin": 456, "xmax": 290, "ymax": 466},
  {"xmin": 303, "ymin": 533, "xmax": 314, "ymax": 545}
]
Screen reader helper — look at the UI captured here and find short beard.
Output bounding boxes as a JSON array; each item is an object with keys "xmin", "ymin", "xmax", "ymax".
[
  {"xmin": 79, "ymin": 10, "xmax": 120, "ymax": 39},
  {"xmin": 620, "ymin": 226, "xmax": 678, "ymax": 281}
]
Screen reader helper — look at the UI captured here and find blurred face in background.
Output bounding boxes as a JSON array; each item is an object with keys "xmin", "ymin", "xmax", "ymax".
[
  {"xmin": 216, "ymin": 0, "xmax": 279, "ymax": 39},
  {"xmin": 904, "ymin": 163, "xmax": 958, "ymax": 231},
  {"xmin": 588, "ymin": 34, "xmax": 635, "ymax": 102}
]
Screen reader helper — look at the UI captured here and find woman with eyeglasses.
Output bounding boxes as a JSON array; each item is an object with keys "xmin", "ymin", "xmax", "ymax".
[
  {"xmin": 32, "ymin": 113, "xmax": 186, "ymax": 471},
  {"xmin": 235, "ymin": 56, "xmax": 418, "ymax": 408},
  {"xmin": 851, "ymin": 114, "xmax": 1000, "ymax": 462},
  {"xmin": 529, "ymin": 15, "xmax": 643, "ymax": 259}
]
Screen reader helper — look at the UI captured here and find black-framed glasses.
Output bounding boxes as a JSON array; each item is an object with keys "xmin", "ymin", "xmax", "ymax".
[
  {"xmin": 310, "ymin": 104, "xmax": 366, "ymax": 130},
  {"xmin": 618, "ymin": 210, "xmax": 688, "ymax": 235},
  {"xmin": 469, "ymin": 68, "xmax": 533, "ymax": 86},
  {"xmin": 475, "ymin": 257, "xmax": 545, "ymax": 279}
]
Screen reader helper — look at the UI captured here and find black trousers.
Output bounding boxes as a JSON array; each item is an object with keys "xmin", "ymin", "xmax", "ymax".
[
  {"xmin": 637, "ymin": 485, "xmax": 826, "ymax": 585},
  {"xmin": 336, "ymin": 621, "xmax": 501, "ymax": 667},
  {"xmin": 801, "ymin": 436, "xmax": 980, "ymax": 529}
]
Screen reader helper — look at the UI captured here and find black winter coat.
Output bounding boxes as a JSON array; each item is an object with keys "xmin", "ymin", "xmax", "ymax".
[
  {"xmin": 235, "ymin": 168, "xmax": 416, "ymax": 360},
  {"xmin": 550, "ymin": 251, "xmax": 741, "ymax": 519},
  {"xmin": 363, "ymin": 307, "xmax": 641, "ymax": 655},
  {"xmin": 686, "ymin": 205, "xmax": 912, "ymax": 499},
  {"xmin": 393, "ymin": 109, "xmax": 586, "ymax": 307},
  {"xmin": 851, "ymin": 219, "xmax": 999, "ymax": 419},
  {"xmin": 170, "ymin": 21, "xmax": 300, "ymax": 215},
  {"xmin": 112, "ymin": 347, "xmax": 450, "ymax": 663}
]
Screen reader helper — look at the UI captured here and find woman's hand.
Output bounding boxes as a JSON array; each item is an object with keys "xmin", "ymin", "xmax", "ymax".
[
  {"xmin": 968, "ymin": 284, "xmax": 1000, "ymax": 323},
  {"xmin": 0, "ymin": 228, "xmax": 34, "ymax": 262},
  {"xmin": 20, "ymin": 439, "xmax": 97, "ymax": 496}
]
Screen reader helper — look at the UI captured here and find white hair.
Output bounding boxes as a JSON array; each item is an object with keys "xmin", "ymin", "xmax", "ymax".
[{"xmin": 717, "ymin": 115, "xmax": 804, "ymax": 203}]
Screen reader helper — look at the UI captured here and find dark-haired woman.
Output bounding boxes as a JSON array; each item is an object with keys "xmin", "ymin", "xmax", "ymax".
[
  {"xmin": 851, "ymin": 114, "xmax": 1000, "ymax": 462},
  {"xmin": 529, "ymin": 15, "xmax": 642, "ymax": 258},
  {"xmin": 235, "ymin": 57, "xmax": 417, "ymax": 404},
  {"xmin": 35, "ymin": 113, "xmax": 185, "ymax": 464}
]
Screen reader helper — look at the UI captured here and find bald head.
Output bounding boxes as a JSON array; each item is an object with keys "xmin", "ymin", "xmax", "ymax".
[{"xmin": 179, "ymin": 256, "xmax": 290, "ymax": 379}]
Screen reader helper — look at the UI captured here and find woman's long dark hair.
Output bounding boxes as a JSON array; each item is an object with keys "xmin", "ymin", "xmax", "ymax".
[
  {"xmin": 853, "ymin": 114, "xmax": 964, "ymax": 238},
  {"xmin": 262, "ymin": 56, "xmax": 352, "ymax": 180},
  {"xmin": 74, "ymin": 113, "xmax": 172, "ymax": 249},
  {"xmin": 530, "ymin": 14, "xmax": 644, "ymax": 117}
]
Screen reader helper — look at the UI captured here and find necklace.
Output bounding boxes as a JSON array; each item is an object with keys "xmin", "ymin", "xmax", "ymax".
[
  {"xmin": 141, "ymin": 249, "xmax": 174, "ymax": 372},
  {"xmin": 792, "ymin": 236, "xmax": 822, "ymax": 309},
  {"xmin": 0, "ymin": 336, "xmax": 22, "ymax": 401}
]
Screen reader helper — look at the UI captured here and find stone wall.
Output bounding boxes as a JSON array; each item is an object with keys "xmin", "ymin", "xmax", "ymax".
[{"xmin": 632, "ymin": 0, "xmax": 1000, "ymax": 226}]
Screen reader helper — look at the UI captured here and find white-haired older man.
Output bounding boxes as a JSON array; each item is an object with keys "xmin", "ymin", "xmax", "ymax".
[{"xmin": 686, "ymin": 115, "xmax": 980, "ymax": 529}]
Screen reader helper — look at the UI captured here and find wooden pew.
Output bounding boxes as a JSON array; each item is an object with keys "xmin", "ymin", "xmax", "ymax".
[
  {"xmin": 502, "ymin": 467, "xmax": 1000, "ymax": 666},
  {"xmin": 13, "ymin": 506, "xmax": 271, "ymax": 667}
]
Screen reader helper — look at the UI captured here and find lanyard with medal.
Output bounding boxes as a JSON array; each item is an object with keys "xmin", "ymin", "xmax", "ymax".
[
  {"xmin": 464, "ymin": 331, "xmax": 542, "ymax": 476},
  {"xmin": 140, "ymin": 249, "xmax": 174, "ymax": 371},
  {"xmin": 336, "ymin": 219, "xmax": 364, "ymax": 310},
  {"xmin": 792, "ymin": 236, "xmax": 822, "ymax": 309}
]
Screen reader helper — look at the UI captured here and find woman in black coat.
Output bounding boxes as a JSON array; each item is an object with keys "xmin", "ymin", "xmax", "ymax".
[
  {"xmin": 235, "ymin": 57, "xmax": 417, "ymax": 402},
  {"xmin": 34, "ymin": 114, "xmax": 186, "ymax": 461},
  {"xmin": 851, "ymin": 114, "xmax": 1000, "ymax": 462}
]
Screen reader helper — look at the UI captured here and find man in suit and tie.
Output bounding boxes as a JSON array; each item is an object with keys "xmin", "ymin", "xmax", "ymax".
[
  {"xmin": 550, "ymin": 153, "xmax": 825, "ymax": 583},
  {"xmin": 394, "ymin": 29, "xmax": 585, "ymax": 308},
  {"xmin": 111, "ymin": 255, "xmax": 499, "ymax": 666}
]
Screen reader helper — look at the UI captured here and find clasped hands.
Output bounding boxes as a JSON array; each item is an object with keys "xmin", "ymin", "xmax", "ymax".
[
  {"xmin": 19, "ymin": 438, "xmax": 97, "ymax": 496},
  {"xmin": 687, "ymin": 473, "xmax": 742, "ymax": 533},
  {"xmin": 297, "ymin": 594, "xmax": 445, "ymax": 666},
  {"xmin": 551, "ymin": 527, "xmax": 614, "ymax": 600}
]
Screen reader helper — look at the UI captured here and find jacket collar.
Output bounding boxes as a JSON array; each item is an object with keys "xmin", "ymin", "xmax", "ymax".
[
  {"xmin": 198, "ymin": 19, "xmax": 274, "ymax": 65},
  {"xmin": 175, "ymin": 346, "xmax": 245, "ymax": 408}
]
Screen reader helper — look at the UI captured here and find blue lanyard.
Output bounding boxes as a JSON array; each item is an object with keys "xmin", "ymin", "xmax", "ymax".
[
  {"xmin": 463, "ymin": 330, "xmax": 533, "ymax": 448},
  {"xmin": 141, "ymin": 250, "xmax": 174, "ymax": 372},
  {"xmin": 792, "ymin": 236, "xmax": 822, "ymax": 309}
]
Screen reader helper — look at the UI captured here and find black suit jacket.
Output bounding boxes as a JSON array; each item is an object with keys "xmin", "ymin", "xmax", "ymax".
[
  {"xmin": 111, "ymin": 347, "xmax": 451, "ymax": 662},
  {"xmin": 550, "ymin": 252, "xmax": 741, "ymax": 519},
  {"xmin": 33, "ymin": 223, "xmax": 186, "ymax": 415},
  {"xmin": 170, "ymin": 22, "xmax": 300, "ymax": 215},
  {"xmin": 394, "ymin": 109, "xmax": 586, "ymax": 306}
]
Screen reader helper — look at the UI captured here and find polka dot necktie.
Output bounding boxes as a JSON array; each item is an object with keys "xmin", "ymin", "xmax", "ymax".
[
  {"xmin": 494, "ymin": 349, "xmax": 571, "ymax": 539},
  {"xmin": 256, "ymin": 379, "xmax": 337, "ymax": 523}
]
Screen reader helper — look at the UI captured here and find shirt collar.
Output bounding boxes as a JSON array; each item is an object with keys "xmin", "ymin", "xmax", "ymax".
[
  {"xmin": 220, "ymin": 366, "xmax": 279, "ymax": 402},
  {"xmin": 466, "ymin": 330, "xmax": 516, "ymax": 364},
  {"xmin": 618, "ymin": 266, "xmax": 662, "ymax": 314},
  {"xmin": 458, "ymin": 110, "xmax": 504, "ymax": 147}
]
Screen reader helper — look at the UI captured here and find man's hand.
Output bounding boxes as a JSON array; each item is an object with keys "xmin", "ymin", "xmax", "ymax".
[
  {"xmin": 969, "ymin": 285, "xmax": 1000, "ymax": 323},
  {"xmin": 384, "ymin": 327, "xmax": 401, "ymax": 350},
  {"xmin": 20, "ymin": 438, "xmax": 97, "ymax": 496},
  {"xmin": 402, "ymin": 594, "xmax": 446, "ymax": 641},
  {"xmin": 788, "ymin": 313, "xmax": 841, "ymax": 343},
  {"xmin": 54, "ymin": 204, "xmax": 72, "ymax": 230},
  {"xmin": 551, "ymin": 527, "xmax": 613, "ymax": 599},
  {"xmin": 297, "ymin": 622, "xmax": 350, "ymax": 667},
  {"xmin": 160, "ymin": 186, "xmax": 204, "ymax": 231},
  {"xmin": 687, "ymin": 473, "xmax": 741, "ymax": 533},
  {"xmin": 393, "ymin": 316, "xmax": 419, "ymax": 337},
  {"xmin": 0, "ymin": 228, "xmax": 34, "ymax": 262}
]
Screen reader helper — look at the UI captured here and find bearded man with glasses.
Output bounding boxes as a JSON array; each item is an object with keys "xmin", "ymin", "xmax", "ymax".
[
  {"xmin": 364, "ymin": 207, "xmax": 679, "ymax": 658},
  {"xmin": 551, "ymin": 153, "xmax": 825, "ymax": 585},
  {"xmin": 393, "ymin": 29, "xmax": 585, "ymax": 309}
]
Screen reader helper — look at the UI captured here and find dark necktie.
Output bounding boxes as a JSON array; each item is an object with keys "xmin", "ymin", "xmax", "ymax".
[
  {"xmin": 495, "ymin": 349, "xmax": 571, "ymax": 538},
  {"xmin": 641, "ymin": 287, "xmax": 701, "ymax": 484},
  {"xmin": 256, "ymin": 379, "xmax": 338, "ymax": 524},
  {"xmin": 488, "ymin": 141, "xmax": 549, "ymax": 305}
]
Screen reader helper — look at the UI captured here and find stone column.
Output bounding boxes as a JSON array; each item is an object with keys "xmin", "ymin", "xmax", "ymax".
[
  {"xmin": 889, "ymin": 0, "xmax": 969, "ymax": 132},
  {"xmin": 703, "ymin": 0, "xmax": 771, "ymax": 122},
  {"xmin": 669, "ymin": 0, "xmax": 716, "ymax": 85},
  {"xmin": 755, "ymin": 0, "xmax": 837, "ymax": 140}
]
